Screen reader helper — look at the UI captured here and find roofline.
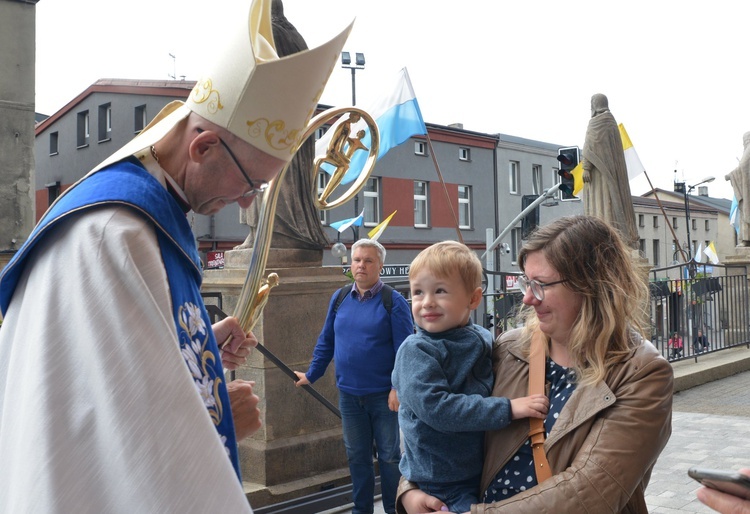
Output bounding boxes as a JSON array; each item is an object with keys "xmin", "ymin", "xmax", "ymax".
[
  {"xmin": 633, "ymin": 195, "xmax": 718, "ymax": 214},
  {"xmin": 35, "ymin": 79, "xmax": 196, "ymax": 136}
]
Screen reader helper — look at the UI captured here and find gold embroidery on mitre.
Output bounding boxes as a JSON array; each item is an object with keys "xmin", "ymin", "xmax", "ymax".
[
  {"xmin": 247, "ymin": 118, "xmax": 302, "ymax": 155},
  {"xmin": 191, "ymin": 79, "xmax": 224, "ymax": 114}
]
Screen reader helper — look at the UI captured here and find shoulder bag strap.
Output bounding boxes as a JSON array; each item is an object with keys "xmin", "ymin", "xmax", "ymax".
[{"xmin": 529, "ymin": 330, "xmax": 552, "ymax": 483}]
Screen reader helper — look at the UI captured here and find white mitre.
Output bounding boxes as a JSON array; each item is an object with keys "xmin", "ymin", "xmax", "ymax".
[{"xmin": 92, "ymin": 0, "xmax": 353, "ymax": 172}]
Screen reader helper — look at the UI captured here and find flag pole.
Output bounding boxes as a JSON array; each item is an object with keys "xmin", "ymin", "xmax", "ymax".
[
  {"xmin": 642, "ymin": 170, "xmax": 690, "ymax": 264},
  {"xmin": 425, "ymin": 134, "xmax": 464, "ymax": 244}
]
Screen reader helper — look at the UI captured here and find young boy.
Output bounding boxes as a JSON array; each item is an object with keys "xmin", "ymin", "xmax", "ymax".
[{"xmin": 392, "ymin": 241, "xmax": 549, "ymax": 513}]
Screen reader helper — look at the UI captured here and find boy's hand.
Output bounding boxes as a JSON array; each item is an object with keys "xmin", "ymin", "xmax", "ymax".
[{"xmin": 510, "ymin": 393, "xmax": 549, "ymax": 420}]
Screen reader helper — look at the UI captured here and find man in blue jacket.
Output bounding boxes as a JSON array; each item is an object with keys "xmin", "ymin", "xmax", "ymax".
[{"xmin": 295, "ymin": 238, "xmax": 413, "ymax": 514}]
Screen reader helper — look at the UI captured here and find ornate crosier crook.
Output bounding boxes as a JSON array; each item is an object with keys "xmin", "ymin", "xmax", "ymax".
[
  {"xmin": 221, "ymin": 108, "xmax": 379, "ymax": 419},
  {"xmin": 231, "ymin": 107, "xmax": 379, "ymax": 335}
]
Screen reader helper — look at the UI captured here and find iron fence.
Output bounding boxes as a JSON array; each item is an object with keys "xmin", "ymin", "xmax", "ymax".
[
  {"xmin": 481, "ymin": 263, "xmax": 750, "ymax": 363},
  {"xmin": 649, "ymin": 261, "xmax": 750, "ymax": 362}
]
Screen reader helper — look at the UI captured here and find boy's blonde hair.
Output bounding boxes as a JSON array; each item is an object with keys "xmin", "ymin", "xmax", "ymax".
[{"xmin": 409, "ymin": 241, "xmax": 483, "ymax": 293}]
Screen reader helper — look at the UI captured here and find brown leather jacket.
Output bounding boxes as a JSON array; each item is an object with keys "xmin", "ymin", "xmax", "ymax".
[{"xmin": 396, "ymin": 328, "xmax": 673, "ymax": 514}]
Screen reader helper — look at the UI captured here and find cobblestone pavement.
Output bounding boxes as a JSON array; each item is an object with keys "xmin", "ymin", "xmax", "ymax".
[
  {"xmin": 646, "ymin": 370, "xmax": 750, "ymax": 513},
  {"xmin": 333, "ymin": 370, "xmax": 750, "ymax": 514}
]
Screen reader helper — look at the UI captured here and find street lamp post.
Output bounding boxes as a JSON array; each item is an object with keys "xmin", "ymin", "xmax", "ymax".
[
  {"xmin": 332, "ymin": 51, "xmax": 365, "ymax": 261},
  {"xmin": 340, "ymin": 51, "xmax": 365, "ymax": 105},
  {"xmin": 681, "ymin": 176, "xmax": 715, "ymax": 275}
]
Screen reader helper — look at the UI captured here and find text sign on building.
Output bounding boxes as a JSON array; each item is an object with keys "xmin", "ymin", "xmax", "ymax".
[
  {"xmin": 505, "ymin": 275, "xmax": 520, "ymax": 290},
  {"xmin": 206, "ymin": 251, "xmax": 225, "ymax": 269}
]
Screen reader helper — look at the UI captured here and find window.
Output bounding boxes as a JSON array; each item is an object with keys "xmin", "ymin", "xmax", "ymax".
[
  {"xmin": 531, "ymin": 165, "xmax": 542, "ymax": 195},
  {"xmin": 77, "ymin": 110, "xmax": 89, "ymax": 147},
  {"xmin": 672, "ymin": 217, "xmax": 678, "ymax": 229},
  {"xmin": 653, "ymin": 216, "xmax": 659, "ymax": 228},
  {"xmin": 652, "ymin": 239, "xmax": 660, "ymax": 267},
  {"xmin": 639, "ymin": 214, "xmax": 645, "ymax": 227},
  {"xmin": 98, "ymin": 103, "xmax": 112, "ymax": 142},
  {"xmin": 414, "ymin": 180, "xmax": 429, "ymax": 227},
  {"xmin": 315, "ymin": 125, "xmax": 328, "ymax": 140},
  {"xmin": 692, "ymin": 219, "xmax": 697, "ymax": 230},
  {"xmin": 458, "ymin": 185, "xmax": 472, "ymax": 229},
  {"xmin": 317, "ymin": 170, "xmax": 329, "ymax": 225},
  {"xmin": 639, "ymin": 239, "xmax": 646, "ymax": 258},
  {"xmin": 363, "ymin": 177, "xmax": 380, "ymax": 226},
  {"xmin": 705, "ymin": 220, "xmax": 710, "ymax": 231},
  {"xmin": 134, "ymin": 105, "xmax": 147, "ymax": 134},
  {"xmin": 49, "ymin": 132, "xmax": 59, "ymax": 155},
  {"xmin": 511, "ymin": 228, "xmax": 522, "ymax": 264},
  {"xmin": 459, "ymin": 147, "xmax": 470, "ymax": 161},
  {"xmin": 509, "ymin": 161, "xmax": 520, "ymax": 194},
  {"xmin": 46, "ymin": 181, "xmax": 61, "ymax": 206},
  {"xmin": 414, "ymin": 141, "xmax": 427, "ymax": 156}
]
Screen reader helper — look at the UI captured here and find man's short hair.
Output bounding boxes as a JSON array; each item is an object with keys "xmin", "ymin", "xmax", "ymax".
[{"xmin": 352, "ymin": 238, "xmax": 386, "ymax": 264}]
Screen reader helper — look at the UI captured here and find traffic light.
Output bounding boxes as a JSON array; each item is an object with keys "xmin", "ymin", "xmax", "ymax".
[{"xmin": 557, "ymin": 146, "xmax": 580, "ymax": 200}]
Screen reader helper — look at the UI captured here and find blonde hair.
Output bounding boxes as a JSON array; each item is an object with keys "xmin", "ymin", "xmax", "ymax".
[
  {"xmin": 409, "ymin": 241, "xmax": 483, "ymax": 294},
  {"xmin": 517, "ymin": 215, "xmax": 648, "ymax": 386}
]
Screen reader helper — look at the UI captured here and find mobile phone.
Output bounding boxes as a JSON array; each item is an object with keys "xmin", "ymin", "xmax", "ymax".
[{"xmin": 688, "ymin": 467, "xmax": 750, "ymax": 500}]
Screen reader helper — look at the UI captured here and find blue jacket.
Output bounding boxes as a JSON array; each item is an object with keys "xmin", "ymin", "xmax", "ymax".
[
  {"xmin": 306, "ymin": 284, "xmax": 413, "ymax": 395},
  {"xmin": 393, "ymin": 323, "xmax": 510, "ymax": 483}
]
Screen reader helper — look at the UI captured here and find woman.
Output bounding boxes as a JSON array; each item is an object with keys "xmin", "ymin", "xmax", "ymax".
[{"xmin": 397, "ymin": 215, "xmax": 673, "ymax": 513}]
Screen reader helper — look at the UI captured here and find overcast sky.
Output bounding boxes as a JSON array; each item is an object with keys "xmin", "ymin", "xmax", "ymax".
[{"xmin": 35, "ymin": 0, "xmax": 750, "ymax": 200}]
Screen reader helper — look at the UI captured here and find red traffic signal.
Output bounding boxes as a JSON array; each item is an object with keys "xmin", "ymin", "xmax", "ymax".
[
  {"xmin": 557, "ymin": 146, "xmax": 580, "ymax": 171},
  {"xmin": 557, "ymin": 146, "xmax": 580, "ymax": 199}
]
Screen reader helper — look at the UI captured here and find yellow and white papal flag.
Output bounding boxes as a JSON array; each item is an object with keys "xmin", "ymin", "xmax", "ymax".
[
  {"xmin": 367, "ymin": 210, "xmax": 397, "ymax": 241},
  {"xmin": 572, "ymin": 123, "xmax": 644, "ymax": 196},
  {"xmin": 704, "ymin": 242, "xmax": 720, "ymax": 265},
  {"xmin": 618, "ymin": 123, "xmax": 646, "ymax": 180}
]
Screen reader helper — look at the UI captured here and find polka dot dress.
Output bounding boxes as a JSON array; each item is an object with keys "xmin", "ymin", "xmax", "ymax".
[{"xmin": 482, "ymin": 358, "xmax": 577, "ymax": 504}]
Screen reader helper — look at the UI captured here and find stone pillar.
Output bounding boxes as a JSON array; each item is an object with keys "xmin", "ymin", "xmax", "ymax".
[
  {"xmin": 202, "ymin": 248, "xmax": 352, "ymax": 507},
  {"xmin": 720, "ymin": 247, "xmax": 750, "ymax": 340},
  {"xmin": 0, "ymin": 0, "xmax": 38, "ymax": 271}
]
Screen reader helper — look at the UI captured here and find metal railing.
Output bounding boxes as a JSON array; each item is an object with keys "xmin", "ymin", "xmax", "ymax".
[
  {"xmin": 480, "ymin": 264, "xmax": 750, "ymax": 363},
  {"xmin": 649, "ymin": 261, "xmax": 750, "ymax": 362}
]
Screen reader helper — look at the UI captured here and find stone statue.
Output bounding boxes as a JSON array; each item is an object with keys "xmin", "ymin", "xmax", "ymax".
[
  {"xmin": 237, "ymin": 0, "xmax": 329, "ymax": 250},
  {"xmin": 582, "ymin": 93, "xmax": 639, "ymax": 249},
  {"xmin": 725, "ymin": 131, "xmax": 750, "ymax": 246}
]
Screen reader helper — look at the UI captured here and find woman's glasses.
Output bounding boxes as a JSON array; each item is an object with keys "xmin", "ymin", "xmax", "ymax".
[{"xmin": 517, "ymin": 275, "xmax": 568, "ymax": 301}]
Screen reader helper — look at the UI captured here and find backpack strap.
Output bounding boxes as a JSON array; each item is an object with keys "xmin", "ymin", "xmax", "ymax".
[
  {"xmin": 381, "ymin": 284, "xmax": 393, "ymax": 315},
  {"xmin": 333, "ymin": 283, "xmax": 394, "ymax": 316},
  {"xmin": 333, "ymin": 284, "xmax": 354, "ymax": 314}
]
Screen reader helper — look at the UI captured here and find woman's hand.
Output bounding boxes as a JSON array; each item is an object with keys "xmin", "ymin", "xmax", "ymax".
[{"xmin": 401, "ymin": 488, "xmax": 448, "ymax": 513}]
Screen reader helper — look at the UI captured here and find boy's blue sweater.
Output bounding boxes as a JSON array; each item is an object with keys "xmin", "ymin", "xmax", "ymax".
[{"xmin": 392, "ymin": 323, "xmax": 511, "ymax": 483}]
